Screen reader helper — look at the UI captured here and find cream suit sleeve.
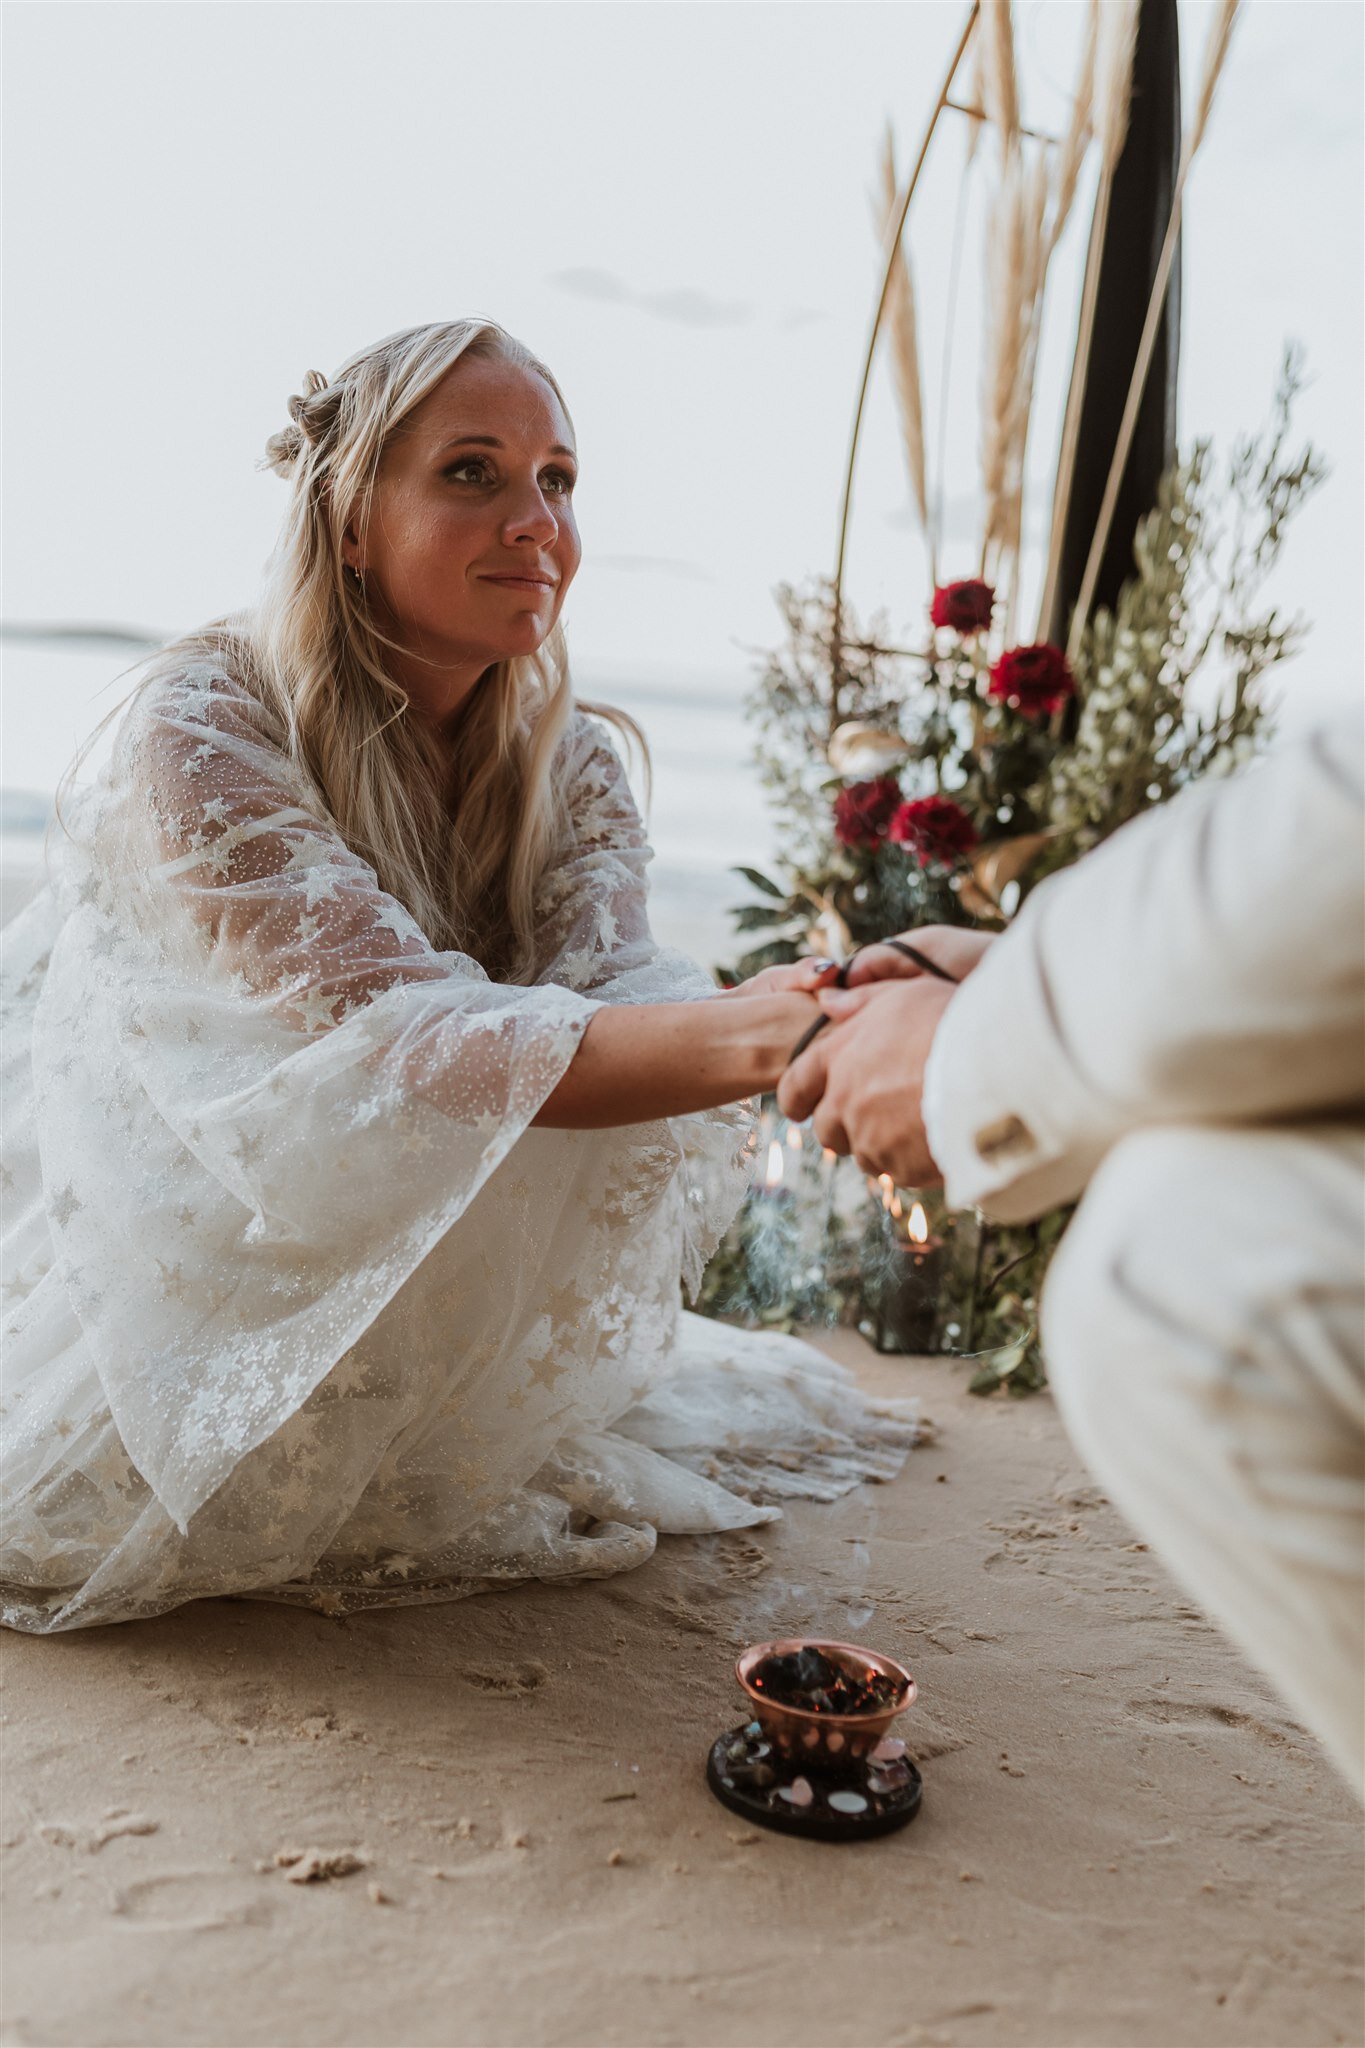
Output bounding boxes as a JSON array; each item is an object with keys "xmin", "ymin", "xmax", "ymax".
[{"xmin": 923, "ymin": 721, "xmax": 1365, "ymax": 1223}]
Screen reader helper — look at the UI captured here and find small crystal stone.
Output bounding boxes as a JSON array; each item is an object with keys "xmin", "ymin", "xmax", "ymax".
[{"xmin": 828, "ymin": 1790, "xmax": 869, "ymax": 1816}]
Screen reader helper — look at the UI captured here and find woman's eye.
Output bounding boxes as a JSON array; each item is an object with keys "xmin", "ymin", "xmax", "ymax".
[{"xmin": 444, "ymin": 458, "xmax": 575, "ymax": 494}]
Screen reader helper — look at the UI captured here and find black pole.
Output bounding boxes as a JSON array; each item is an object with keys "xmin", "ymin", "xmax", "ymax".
[{"xmin": 1045, "ymin": 0, "xmax": 1182, "ymax": 649}]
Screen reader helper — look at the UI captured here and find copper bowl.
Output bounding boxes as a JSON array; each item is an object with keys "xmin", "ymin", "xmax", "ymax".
[{"xmin": 736, "ymin": 1638, "xmax": 916, "ymax": 1766}]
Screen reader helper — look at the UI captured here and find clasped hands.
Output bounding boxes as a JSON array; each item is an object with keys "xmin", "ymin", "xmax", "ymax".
[{"xmin": 727, "ymin": 926, "xmax": 996, "ymax": 1187}]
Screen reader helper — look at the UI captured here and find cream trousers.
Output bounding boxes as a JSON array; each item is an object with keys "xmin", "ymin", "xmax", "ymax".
[{"xmin": 1041, "ymin": 1121, "xmax": 1365, "ymax": 1795}]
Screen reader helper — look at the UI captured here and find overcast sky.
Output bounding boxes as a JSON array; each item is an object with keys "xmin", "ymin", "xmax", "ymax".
[{"xmin": 3, "ymin": 0, "xmax": 1361, "ymax": 795}]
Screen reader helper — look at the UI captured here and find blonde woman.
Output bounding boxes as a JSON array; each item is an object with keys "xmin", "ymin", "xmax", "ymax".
[{"xmin": 0, "ymin": 319, "xmax": 916, "ymax": 1631}]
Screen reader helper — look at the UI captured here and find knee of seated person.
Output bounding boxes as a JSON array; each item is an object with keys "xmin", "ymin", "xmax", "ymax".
[{"xmin": 1039, "ymin": 1126, "xmax": 1247, "ymax": 1434}]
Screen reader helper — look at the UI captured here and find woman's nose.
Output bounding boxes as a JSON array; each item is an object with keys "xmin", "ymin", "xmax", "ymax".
[{"xmin": 502, "ymin": 481, "xmax": 559, "ymax": 546}]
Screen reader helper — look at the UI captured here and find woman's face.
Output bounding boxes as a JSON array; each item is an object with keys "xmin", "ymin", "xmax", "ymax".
[{"xmin": 345, "ymin": 352, "xmax": 580, "ymax": 683}]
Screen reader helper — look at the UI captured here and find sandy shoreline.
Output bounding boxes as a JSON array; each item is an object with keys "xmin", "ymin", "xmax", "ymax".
[{"xmin": 3, "ymin": 1330, "xmax": 1361, "ymax": 2048}]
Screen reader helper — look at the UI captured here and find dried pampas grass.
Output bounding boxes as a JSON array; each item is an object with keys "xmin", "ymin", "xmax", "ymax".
[
  {"xmin": 978, "ymin": 0, "xmax": 1099, "ymax": 623},
  {"xmin": 874, "ymin": 125, "xmax": 929, "ymax": 541},
  {"xmin": 1094, "ymin": 0, "xmax": 1140, "ymax": 174},
  {"xmin": 1187, "ymin": 0, "xmax": 1240, "ymax": 160},
  {"xmin": 1068, "ymin": 0, "xmax": 1243, "ymax": 656},
  {"xmin": 980, "ymin": 146, "xmax": 1029, "ymax": 575},
  {"xmin": 833, "ymin": 0, "xmax": 979, "ymax": 710},
  {"xmin": 979, "ymin": 0, "xmax": 1019, "ymax": 140},
  {"xmin": 1002, "ymin": 153, "xmax": 1052, "ymax": 570},
  {"xmin": 962, "ymin": 13, "xmax": 986, "ymax": 164},
  {"xmin": 1046, "ymin": 0, "xmax": 1098, "ymax": 257}
]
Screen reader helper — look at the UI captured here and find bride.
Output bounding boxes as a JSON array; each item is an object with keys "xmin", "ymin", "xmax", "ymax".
[{"xmin": 0, "ymin": 318, "xmax": 916, "ymax": 1632}]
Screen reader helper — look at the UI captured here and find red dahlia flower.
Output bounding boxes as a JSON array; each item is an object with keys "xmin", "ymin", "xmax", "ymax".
[
  {"xmin": 888, "ymin": 795, "xmax": 980, "ymax": 869},
  {"xmin": 930, "ymin": 578, "xmax": 995, "ymax": 635},
  {"xmin": 988, "ymin": 642, "xmax": 1075, "ymax": 719},
  {"xmin": 833, "ymin": 776, "xmax": 902, "ymax": 848}
]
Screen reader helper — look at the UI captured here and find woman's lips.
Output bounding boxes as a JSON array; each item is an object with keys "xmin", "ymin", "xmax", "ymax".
[{"xmin": 480, "ymin": 574, "xmax": 557, "ymax": 592}]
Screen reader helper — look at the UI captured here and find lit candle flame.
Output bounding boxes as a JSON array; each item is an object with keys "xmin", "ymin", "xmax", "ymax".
[
  {"xmin": 763, "ymin": 1140, "xmax": 785, "ymax": 1190},
  {"xmin": 890, "ymin": 1195, "xmax": 903, "ymax": 1221},
  {"xmin": 787, "ymin": 1125, "xmax": 804, "ymax": 1152},
  {"xmin": 908, "ymin": 1201, "xmax": 929, "ymax": 1244},
  {"xmin": 878, "ymin": 1172, "xmax": 895, "ymax": 1213}
]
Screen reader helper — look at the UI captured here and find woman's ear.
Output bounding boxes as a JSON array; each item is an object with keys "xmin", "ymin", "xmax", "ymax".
[{"xmin": 340, "ymin": 514, "xmax": 362, "ymax": 575}]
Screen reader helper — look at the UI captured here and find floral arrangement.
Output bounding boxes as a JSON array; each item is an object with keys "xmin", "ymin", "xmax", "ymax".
[
  {"xmin": 693, "ymin": 2, "xmax": 1326, "ymax": 1390},
  {"xmin": 700, "ymin": 355, "xmax": 1324, "ymax": 1390}
]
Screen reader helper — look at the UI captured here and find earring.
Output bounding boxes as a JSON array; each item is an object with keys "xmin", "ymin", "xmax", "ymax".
[{"xmin": 347, "ymin": 564, "xmax": 365, "ymax": 593}]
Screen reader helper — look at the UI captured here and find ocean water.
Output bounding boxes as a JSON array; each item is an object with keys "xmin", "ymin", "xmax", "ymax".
[{"xmin": 0, "ymin": 641, "xmax": 781, "ymax": 967}]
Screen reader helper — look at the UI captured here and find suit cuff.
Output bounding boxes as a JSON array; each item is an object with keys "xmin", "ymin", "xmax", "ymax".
[{"xmin": 924, "ymin": 938, "xmax": 1115, "ymax": 1222}]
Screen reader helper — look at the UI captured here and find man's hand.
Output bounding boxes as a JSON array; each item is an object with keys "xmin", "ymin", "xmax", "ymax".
[
  {"xmin": 842, "ymin": 924, "xmax": 997, "ymax": 988},
  {"xmin": 776, "ymin": 978, "xmax": 957, "ymax": 1186}
]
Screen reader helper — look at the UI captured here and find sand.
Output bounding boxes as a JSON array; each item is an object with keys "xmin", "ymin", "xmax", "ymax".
[{"xmin": 2, "ymin": 1331, "xmax": 1361, "ymax": 2048}]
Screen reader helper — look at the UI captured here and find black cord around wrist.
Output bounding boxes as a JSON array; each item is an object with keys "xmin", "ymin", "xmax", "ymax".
[{"xmin": 782, "ymin": 940, "xmax": 961, "ymax": 1069}]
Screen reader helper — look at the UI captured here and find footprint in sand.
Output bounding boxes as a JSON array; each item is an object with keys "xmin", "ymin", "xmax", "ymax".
[
  {"xmin": 1125, "ymin": 1696, "xmax": 1295, "ymax": 1747},
  {"xmin": 715, "ymin": 1535, "xmax": 771, "ymax": 1583},
  {"xmin": 457, "ymin": 1661, "xmax": 548, "ymax": 1697},
  {"xmin": 111, "ymin": 1871, "xmax": 274, "ymax": 1932}
]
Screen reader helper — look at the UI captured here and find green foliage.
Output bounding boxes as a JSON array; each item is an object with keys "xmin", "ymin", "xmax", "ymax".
[
  {"xmin": 699, "ymin": 356, "xmax": 1324, "ymax": 1392},
  {"xmin": 1045, "ymin": 349, "xmax": 1327, "ymax": 862}
]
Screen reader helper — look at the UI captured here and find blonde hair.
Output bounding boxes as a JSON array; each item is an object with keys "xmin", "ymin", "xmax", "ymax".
[{"xmin": 59, "ymin": 319, "xmax": 642, "ymax": 982}]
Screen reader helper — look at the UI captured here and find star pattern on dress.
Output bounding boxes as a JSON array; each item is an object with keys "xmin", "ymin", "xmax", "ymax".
[
  {"xmin": 16, "ymin": 953, "xmax": 51, "ymax": 1000},
  {"xmin": 154, "ymin": 1257, "xmax": 188, "ymax": 1299},
  {"xmin": 301, "ymin": 865, "xmax": 345, "ymax": 911},
  {"xmin": 0, "ymin": 696, "xmax": 791, "ymax": 1627},
  {"xmin": 48, "ymin": 1183, "xmax": 83, "ymax": 1229},
  {"xmin": 465, "ymin": 1110, "xmax": 505, "ymax": 1148},
  {"xmin": 544, "ymin": 1277, "xmax": 594, "ymax": 1329},
  {"xmin": 371, "ymin": 902, "xmax": 417, "ymax": 942},
  {"xmin": 293, "ymin": 985, "xmax": 343, "ymax": 1035},
  {"xmin": 526, "ymin": 1350, "xmax": 569, "ymax": 1394}
]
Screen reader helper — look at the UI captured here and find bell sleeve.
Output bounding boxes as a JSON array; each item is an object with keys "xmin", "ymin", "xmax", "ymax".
[
  {"xmin": 37, "ymin": 665, "xmax": 605, "ymax": 1529},
  {"xmin": 531, "ymin": 713, "xmax": 753, "ymax": 1294}
]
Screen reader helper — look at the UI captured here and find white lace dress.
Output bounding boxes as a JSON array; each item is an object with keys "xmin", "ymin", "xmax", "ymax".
[{"xmin": 0, "ymin": 660, "xmax": 916, "ymax": 1631}]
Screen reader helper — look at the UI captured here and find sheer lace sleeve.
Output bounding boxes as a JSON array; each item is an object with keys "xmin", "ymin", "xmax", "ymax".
[
  {"xmin": 532, "ymin": 715, "xmax": 656, "ymax": 991},
  {"xmin": 34, "ymin": 661, "xmax": 603, "ymax": 1526},
  {"xmin": 532, "ymin": 712, "xmax": 753, "ymax": 1292},
  {"xmin": 122, "ymin": 665, "xmax": 478, "ymax": 1027}
]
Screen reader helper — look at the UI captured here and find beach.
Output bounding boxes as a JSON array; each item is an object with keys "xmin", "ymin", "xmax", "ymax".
[
  {"xmin": 3, "ymin": 1330, "xmax": 1360, "ymax": 2048},
  {"xmin": 0, "ymin": 647, "xmax": 779, "ymax": 970}
]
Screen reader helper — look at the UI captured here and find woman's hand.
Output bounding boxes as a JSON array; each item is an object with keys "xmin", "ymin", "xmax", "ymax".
[
  {"xmin": 840, "ymin": 925, "xmax": 997, "ymax": 989},
  {"xmin": 720, "ymin": 958, "xmax": 843, "ymax": 999}
]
